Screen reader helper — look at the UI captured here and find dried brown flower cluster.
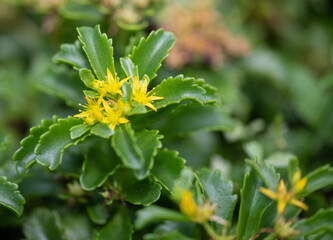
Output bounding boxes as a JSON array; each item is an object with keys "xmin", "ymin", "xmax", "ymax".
[{"xmin": 158, "ymin": 1, "xmax": 250, "ymax": 69}]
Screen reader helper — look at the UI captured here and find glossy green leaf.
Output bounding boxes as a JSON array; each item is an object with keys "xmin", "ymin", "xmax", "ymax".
[
  {"xmin": 23, "ymin": 208, "xmax": 64, "ymax": 240},
  {"xmin": 129, "ymin": 104, "xmax": 178, "ymax": 128},
  {"xmin": 52, "ymin": 40, "xmax": 90, "ymax": 70},
  {"xmin": 80, "ymin": 144, "xmax": 120, "ymax": 191},
  {"xmin": 114, "ymin": 169, "xmax": 161, "ymax": 206},
  {"xmin": 246, "ymin": 159, "xmax": 279, "ymax": 191},
  {"xmin": 294, "ymin": 208, "xmax": 333, "ymax": 236},
  {"xmin": 152, "ymin": 75, "xmax": 206, "ymax": 109},
  {"xmin": 35, "ymin": 117, "xmax": 89, "ymax": 170},
  {"xmin": 151, "ymin": 149, "xmax": 186, "ymax": 191},
  {"xmin": 198, "ymin": 169, "xmax": 237, "ymax": 224},
  {"xmin": 70, "ymin": 124, "xmax": 91, "ymax": 139},
  {"xmin": 157, "ymin": 105, "xmax": 234, "ymax": 137},
  {"xmin": 79, "ymin": 68, "xmax": 95, "ymax": 88},
  {"xmin": 130, "ymin": 29, "xmax": 175, "ymax": 80},
  {"xmin": 96, "ymin": 208, "xmax": 133, "ymax": 240},
  {"xmin": 13, "ymin": 119, "xmax": 54, "ymax": 175},
  {"xmin": 121, "ymin": 82, "xmax": 133, "ymax": 104},
  {"xmin": 87, "ymin": 204, "xmax": 108, "ymax": 225},
  {"xmin": 135, "ymin": 129, "xmax": 163, "ymax": 179},
  {"xmin": 112, "ymin": 124, "xmax": 144, "ymax": 170},
  {"xmin": 77, "ymin": 25, "xmax": 115, "ymax": 80},
  {"xmin": 135, "ymin": 205, "xmax": 188, "ymax": 230},
  {"xmin": 83, "ymin": 90, "xmax": 99, "ymax": 98},
  {"xmin": 90, "ymin": 122, "xmax": 114, "ymax": 138},
  {"xmin": 0, "ymin": 176, "xmax": 25, "ymax": 216},
  {"xmin": 237, "ymin": 169, "xmax": 273, "ymax": 240},
  {"xmin": 299, "ymin": 165, "xmax": 333, "ymax": 197},
  {"xmin": 120, "ymin": 57, "xmax": 138, "ymax": 80},
  {"xmin": 194, "ymin": 79, "xmax": 220, "ymax": 104}
]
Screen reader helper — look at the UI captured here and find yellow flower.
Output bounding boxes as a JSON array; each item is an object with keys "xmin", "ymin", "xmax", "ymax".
[
  {"xmin": 101, "ymin": 99, "xmax": 129, "ymax": 130},
  {"xmin": 132, "ymin": 76, "xmax": 163, "ymax": 111},
  {"xmin": 179, "ymin": 189, "xmax": 217, "ymax": 223},
  {"xmin": 180, "ymin": 190, "xmax": 197, "ymax": 217},
  {"xmin": 292, "ymin": 170, "xmax": 307, "ymax": 195},
  {"xmin": 93, "ymin": 68, "xmax": 131, "ymax": 98},
  {"xmin": 259, "ymin": 175, "xmax": 308, "ymax": 216},
  {"xmin": 74, "ymin": 97, "xmax": 104, "ymax": 125}
]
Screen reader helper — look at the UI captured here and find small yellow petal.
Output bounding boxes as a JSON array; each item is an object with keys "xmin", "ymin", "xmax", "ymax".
[
  {"xmin": 259, "ymin": 187, "xmax": 278, "ymax": 200},
  {"xmin": 294, "ymin": 177, "xmax": 307, "ymax": 195},
  {"xmin": 118, "ymin": 118, "xmax": 129, "ymax": 124},
  {"xmin": 290, "ymin": 198, "xmax": 308, "ymax": 211},
  {"xmin": 145, "ymin": 103, "xmax": 157, "ymax": 112},
  {"xmin": 180, "ymin": 190, "xmax": 197, "ymax": 217},
  {"xmin": 277, "ymin": 199, "xmax": 287, "ymax": 215}
]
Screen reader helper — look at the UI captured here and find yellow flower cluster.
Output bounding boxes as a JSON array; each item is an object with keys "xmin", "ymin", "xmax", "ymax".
[
  {"xmin": 259, "ymin": 170, "xmax": 308, "ymax": 216},
  {"xmin": 179, "ymin": 189, "xmax": 217, "ymax": 223},
  {"xmin": 74, "ymin": 68, "xmax": 163, "ymax": 129}
]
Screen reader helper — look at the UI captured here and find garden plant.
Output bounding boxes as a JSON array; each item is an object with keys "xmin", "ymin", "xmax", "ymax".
[{"xmin": 0, "ymin": 1, "xmax": 333, "ymax": 240}]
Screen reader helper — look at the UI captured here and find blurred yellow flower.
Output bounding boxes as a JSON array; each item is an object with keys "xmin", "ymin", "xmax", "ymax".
[
  {"xmin": 179, "ymin": 189, "xmax": 217, "ymax": 223},
  {"xmin": 259, "ymin": 172, "xmax": 308, "ymax": 215}
]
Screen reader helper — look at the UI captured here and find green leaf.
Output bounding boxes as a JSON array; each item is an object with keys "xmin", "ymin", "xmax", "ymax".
[
  {"xmin": 121, "ymin": 82, "xmax": 133, "ymax": 104},
  {"xmin": 23, "ymin": 208, "xmax": 64, "ymax": 240},
  {"xmin": 120, "ymin": 57, "xmax": 138, "ymax": 80},
  {"xmin": 246, "ymin": 159, "xmax": 279, "ymax": 191},
  {"xmin": 237, "ymin": 169, "xmax": 273, "ymax": 240},
  {"xmin": 87, "ymin": 204, "xmax": 108, "ymax": 225},
  {"xmin": 151, "ymin": 149, "xmax": 185, "ymax": 191},
  {"xmin": 13, "ymin": 119, "xmax": 54, "ymax": 175},
  {"xmin": 299, "ymin": 165, "xmax": 333, "ymax": 197},
  {"xmin": 195, "ymin": 79, "xmax": 220, "ymax": 104},
  {"xmin": 52, "ymin": 40, "xmax": 90, "ymax": 70},
  {"xmin": 294, "ymin": 208, "xmax": 333, "ymax": 237},
  {"xmin": 36, "ymin": 68, "xmax": 85, "ymax": 108},
  {"xmin": 144, "ymin": 231, "xmax": 197, "ymax": 240},
  {"xmin": 112, "ymin": 124, "xmax": 144, "ymax": 170},
  {"xmin": 172, "ymin": 168, "xmax": 195, "ymax": 201},
  {"xmin": 77, "ymin": 25, "xmax": 115, "ymax": 80},
  {"xmin": 135, "ymin": 129, "xmax": 163, "ymax": 179},
  {"xmin": 130, "ymin": 29, "xmax": 176, "ymax": 80},
  {"xmin": 83, "ymin": 90, "xmax": 99, "ymax": 98},
  {"xmin": 135, "ymin": 205, "xmax": 188, "ymax": 230},
  {"xmin": 96, "ymin": 208, "xmax": 133, "ymax": 240},
  {"xmin": 80, "ymin": 144, "xmax": 120, "ymax": 191},
  {"xmin": 35, "ymin": 117, "xmax": 89, "ymax": 170},
  {"xmin": 79, "ymin": 68, "xmax": 95, "ymax": 88},
  {"xmin": 90, "ymin": 122, "xmax": 114, "ymax": 138},
  {"xmin": 198, "ymin": 169, "xmax": 237, "ymax": 224},
  {"xmin": 61, "ymin": 213, "xmax": 92, "ymax": 240},
  {"xmin": 70, "ymin": 124, "xmax": 91, "ymax": 139},
  {"xmin": 152, "ymin": 75, "xmax": 206, "ymax": 109},
  {"xmin": 0, "ymin": 176, "xmax": 25, "ymax": 216},
  {"xmin": 288, "ymin": 158, "xmax": 300, "ymax": 185},
  {"xmin": 156, "ymin": 105, "xmax": 234, "ymax": 137},
  {"xmin": 114, "ymin": 169, "xmax": 161, "ymax": 206}
]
